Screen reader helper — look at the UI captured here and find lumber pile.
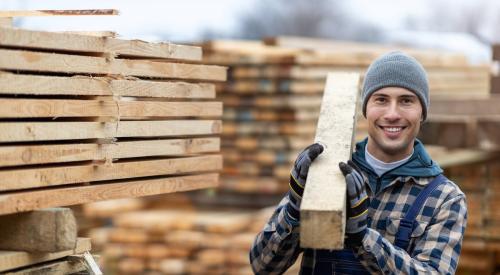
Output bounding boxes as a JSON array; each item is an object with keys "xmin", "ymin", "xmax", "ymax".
[
  {"xmin": 0, "ymin": 26, "xmax": 226, "ymax": 215},
  {"xmin": 202, "ymin": 37, "xmax": 491, "ymax": 195},
  {"xmin": 445, "ymin": 160, "xmax": 500, "ymax": 275},
  {"xmin": 84, "ymin": 203, "xmax": 300, "ymax": 275}
]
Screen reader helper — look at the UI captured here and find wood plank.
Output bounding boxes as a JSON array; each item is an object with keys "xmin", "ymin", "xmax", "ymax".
[
  {"xmin": 0, "ymin": 137, "xmax": 220, "ymax": 167},
  {"xmin": 221, "ymin": 95, "xmax": 322, "ymax": 109},
  {"xmin": 301, "ymin": 72, "xmax": 360, "ymax": 249},
  {"xmin": 3, "ymin": 258, "xmax": 87, "ymax": 275},
  {"xmin": 0, "ymin": 49, "xmax": 226, "ymax": 81},
  {"xmin": 0, "ymin": 73, "xmax": 216, "ymax": 98},
  {"xmin": 0, "ymin": 208, "xmax": 76, "ymax": 252},
  {"xmin": 0, "ymin": 28, "xmax": 201, "ymax": 61},
  {"xmin": 222, "ymin": 121, "xmax": 316, "ymax": 136},
  {"xmin": 224, "ymin": 107, "xmax": 319, "ymax": 122},
  {"xmin": 0, "ymin": 238, "xmax": 90, "ymax": 272},
  {"xmin": 0, "ymin": 155, "xmax": 222, "ymax": 191},
  {"xmin": 0, "ymin": 9, "xmax": 118, "ymax": 17},
  {"xmin": 0, "ymin": 174, "xmax": 219, "ymax": 215},
  {"xmin": 0, "ymin": 120, "xmax": 221, "ymax": 142},
  {"xmin": 430, "ymin": 96, "xmax": 500, "ymax": 116},
  {"xmin": 0, "ymin": 99, "xmax": 222, "ymax": 118}
]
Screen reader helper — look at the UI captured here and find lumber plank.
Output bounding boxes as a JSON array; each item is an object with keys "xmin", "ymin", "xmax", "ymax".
[
  {"xmin": 0, "ymin": 174, "xmax": 219, "ymax": 215},
  {"xmin": 0, "ymin": 73, "xmax": 216, "ymax": 98},
  {"xmin": 0, "ymin": 120, "xmax": 221, "ymax": 142},
  {"xmin": 222, "ymin": 95, "xmax": 322, "ymax": 108},
  {"xmin": 0, "ymin": 28, "xmax": 201, "ymax": 60},
  {"xmin": 0, "ymin": 155, "xmax": 222, "ymax": 191},
  {"xmin": 0, "ymin": 9, "xmax": 118, "ymax": 17},
  {"xmin": 3, "ymin": 258, "xmax": 87, "ymax": 275},
  {"xmin": 0, "ymin": 208, "xmax": 76, "ymax": 252},
  {"xmin": 0, "ymin": 137, "xmax": 220, "ymax": 167},
  {"xmin": 300, "ymin": 72, "xmax": 360, "ymax": 249},
  {"xmin": 222, "ymin": 121, "xmax": 316, "ymax": 136},
  {"xmin": 0, "ymin": 238, "xmax": 90, "ymax": 272},
  {"xmin": 0, "ymin": 49, "xmax": 226, "ymax": 81},
  {"xmin": 0, "ymin": 99, "xmax": 222, "ymax": 118}
]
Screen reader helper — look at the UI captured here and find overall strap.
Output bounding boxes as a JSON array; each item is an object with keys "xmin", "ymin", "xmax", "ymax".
[{"xmin": 394, "ymin": 174, "xmax": 447, "ymax": 251}]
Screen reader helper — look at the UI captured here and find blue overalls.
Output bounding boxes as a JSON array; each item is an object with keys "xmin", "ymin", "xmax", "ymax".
[{"xmin": 308, "ymin": 174, "xmax": 447, "ymax": 274}]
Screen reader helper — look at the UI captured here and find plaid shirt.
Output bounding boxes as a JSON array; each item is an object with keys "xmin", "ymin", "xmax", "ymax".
[{"xmin": 250, "ymin": 142, "xmax": 467, "ymax": 274}]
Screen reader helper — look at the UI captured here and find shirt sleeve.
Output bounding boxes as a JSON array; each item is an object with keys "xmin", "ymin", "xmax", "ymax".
[
  {"xmin": 249, "ymin": 196, "xmax": 303, "ymax": 275},
  {"xmin": 355, "ymin": 193, "xmax": 467, "ymax": 274}
]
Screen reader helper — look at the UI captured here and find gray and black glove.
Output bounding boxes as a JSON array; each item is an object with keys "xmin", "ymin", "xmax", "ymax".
[
  {"xmin": 286, "ymin": 143, "xmax": 324, "ymax": 221},
  {"xmin": 339, "ymin": 160, "xmax": 369, "ymax": 247}
]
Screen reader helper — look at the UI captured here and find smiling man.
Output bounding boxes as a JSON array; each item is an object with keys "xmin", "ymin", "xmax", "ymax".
[{"xmin": 250, "ymin": 51, "xmax": 467, "ymax": 274}]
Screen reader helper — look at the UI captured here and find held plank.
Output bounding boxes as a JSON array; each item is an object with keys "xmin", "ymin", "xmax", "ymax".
[
  {"xmin": 0, "ymin": 27, "xmax": 200, "ymax": 60},
  {"xmin": 0, "ymin": 154, "xmax": 222, "ymax": 191},
  {"xmin": 0, "ymin": 99, "xmax": 222, "ymax": 118},
  {"xmin": 0, "ymin": 174, "xmax": 219, "ymax": 215},
  {"xmin": 300, "ymin": 72, "xmax": 360, "ymax": 249},
  {"xmin": 0, "ymin": 9, "xmax": 118, "ymax": 17},
  {"xmin": 0, "ymin": 74, "xmax": 216, "ymax": 98},
  {"xmin": 0, "ymin": 137, "xmax": 220, "ymax": 167},
  {"xmin": 0, "ymin": 49, "xmax": 226, "ymax": 81},
  {"xmin": 0, "ymin": 120, "xmax": 222, "ymax": 142},
  {"xmin": 0, "ymin": 238, "xmax": 90, "ymax": 272}
]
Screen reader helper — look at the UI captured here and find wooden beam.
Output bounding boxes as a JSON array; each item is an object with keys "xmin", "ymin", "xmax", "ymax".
[
  {"xmin": 0, "ymin": 49, "xmax": 226, "ymax": 81},
  {"xmin": 0, "ymin": 99, "xmax": 222, "ymax": 118},
  {"xmin": 300, "ymin": 72, "xmax": 360, "ymax": 249},
  {"xmin": 3, "ymin": 258, "xmax": 87, "ymax": 274},
  {"xmin": 430, "ymin": 96, "xmax": 500, "ymax": 116},
  {"xmin": 0, "ymin": 154, "xmax": 222, "ymax": 191},
  {"xmin": 0, "ymin": 28, "xmax": 201, "ymax": 60},
  {"xmin": 0, "ymin": 137, "xmax": 220, "ymax": 167},
  {"xmin": 0, "ymin": 9, "xmax": 119, "ymax": 17},
  {"xmin": 0, "ymin": 120, "xmax": 221, "ymax": 142},
  {"xmin": 0, "ymin": 74, "xmax": 216, "ymax": 98},
  {"xmin": 0, "ymin": 208, "xmax": 76, "ymax": 252},
  {"xmin": 0, "ymin": 174, "xmax": 219, "ymax": 215},
  {"xmin": 0, "ymin": 238, "xmax": 90, "ymax": 272}
]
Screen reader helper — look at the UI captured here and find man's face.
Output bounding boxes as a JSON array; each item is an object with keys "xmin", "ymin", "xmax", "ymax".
[{"xmin": 366, "ymin": 87, "xmax": 423, "ymax": 162}]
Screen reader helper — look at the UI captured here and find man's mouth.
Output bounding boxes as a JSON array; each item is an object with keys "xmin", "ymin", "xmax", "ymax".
[{"xmin": 379, "ymin": 126, "xmax": 407, "ymax": 133}]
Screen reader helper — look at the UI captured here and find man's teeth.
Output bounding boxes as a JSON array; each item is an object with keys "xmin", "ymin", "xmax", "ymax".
[{"xmin": 385, "ymin": 127, "xmax": 402, "ymax": 132}]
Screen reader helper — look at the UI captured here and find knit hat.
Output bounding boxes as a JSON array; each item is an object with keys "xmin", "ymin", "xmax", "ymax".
[{"xmin": 362, "ymin": 51, "xmax": 430, "ymax": 121}]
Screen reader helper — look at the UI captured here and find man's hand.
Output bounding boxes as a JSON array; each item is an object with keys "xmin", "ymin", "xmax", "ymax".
[
  {"xmin": 285, "ymin": 143, "xmax": 324, "ymax": 221},
  {"xmin": 339, "ymin": 160, "xmax": 369, "ymax": 247}
]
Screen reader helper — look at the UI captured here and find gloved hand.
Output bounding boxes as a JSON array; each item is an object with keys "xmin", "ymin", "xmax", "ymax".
[
  {"xmin": 285, "ymin": 143, "xmax": 324, "ymax": 222},
  {"xmin": 339, "ymin": 160, "xmax": 369, "ymax": 247}
]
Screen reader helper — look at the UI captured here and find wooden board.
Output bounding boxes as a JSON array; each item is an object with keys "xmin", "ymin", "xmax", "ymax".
[
  {"xmin": 0, "ymin": 238, "xmax": 90, "ymax": 272},
  {"xmin": 0, "ymin": 155, "xmax": 222, "ymax": 191},
  {"xmin": 0, "ymin": 27, "xmax": 201, "ymax": 61},
  {"xmin": 0, "ymin": 99, "xmax": 222, "ymax": 118},
  {"xmin": 0, "ymin": 120, "xmax": 221, "ymax": 142},
  {"xmin": 0, "ymin": 208, "xmax": 76, "ymax": 252},
  {"xmin": 0, "ymin": 9, "xmax": 118, "ymax": 17},
  {"xmin": 0, "ymin": 173, "xmax": 219, "ymax": 215},
  {"xmin": 3, "ymin": 258, "xmax": 87, "ymax": 275},
  {"xmin": 0, "ymin": 137, "xmax": 220, "ymax": 167},
  {"xmin": 300, "ymin": 72, "xmax": 360, "ymax": 249},
  {"xmin": 0, "ymin": 74, "xmax": 216, "ymax": 98},
  {"xmin": 0, "ymin": 49, "xmax": 226, "ymax": 81}
]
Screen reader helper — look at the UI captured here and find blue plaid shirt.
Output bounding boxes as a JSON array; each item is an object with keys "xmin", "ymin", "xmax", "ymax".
[{"xmin": 250, "ymin": 139, "xmax": 467, "ymax": 274}]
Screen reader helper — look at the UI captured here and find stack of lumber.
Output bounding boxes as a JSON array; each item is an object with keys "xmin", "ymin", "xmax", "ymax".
[
  {"xmin": 0, "ymin": 207, "xmax": 95, "ymax": 274},
  {"xmin": 0, "ymin": 26, "xmax": 227, "ymax": 215},
  {"xmin": 444, "ymin": 160, "xmax": 500, "ymax": 275},
  {"xmin": 201, "ymin": 37, "xmax": 491, "ymax": 195},
  {"xmin": 86, "ymin": 205, "xmax": 300, "ymax": 275}
]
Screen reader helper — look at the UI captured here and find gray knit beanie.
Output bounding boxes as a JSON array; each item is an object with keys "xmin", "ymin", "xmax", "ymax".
[{"xmin": 362, "ymin": 51, "xmax": 429, "ymax": 121}]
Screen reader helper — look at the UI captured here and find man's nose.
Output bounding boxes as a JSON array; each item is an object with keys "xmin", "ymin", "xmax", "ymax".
[{"xmin": 383, "ymin": 101, "xmax": 401, "ymax": 121}]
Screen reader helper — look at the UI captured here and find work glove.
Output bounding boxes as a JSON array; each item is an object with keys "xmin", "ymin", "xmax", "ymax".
[
  {"xmin": 285, "ymin": 143, "xmax": 324, "ymax": 222},
  {"xmin": 339, "ymin": 160, "xmax": 369, "ymax": 247}
]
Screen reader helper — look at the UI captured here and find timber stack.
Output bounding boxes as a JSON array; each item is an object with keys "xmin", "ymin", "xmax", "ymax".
[{"xmin": 0, "ymin": 11, "xmax": 226, "ymax": 274}]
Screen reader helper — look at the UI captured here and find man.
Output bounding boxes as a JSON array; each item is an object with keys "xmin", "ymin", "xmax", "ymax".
[{"xmin": 250, "ymin": 51, "xmax": 467, "ymax": 274}]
